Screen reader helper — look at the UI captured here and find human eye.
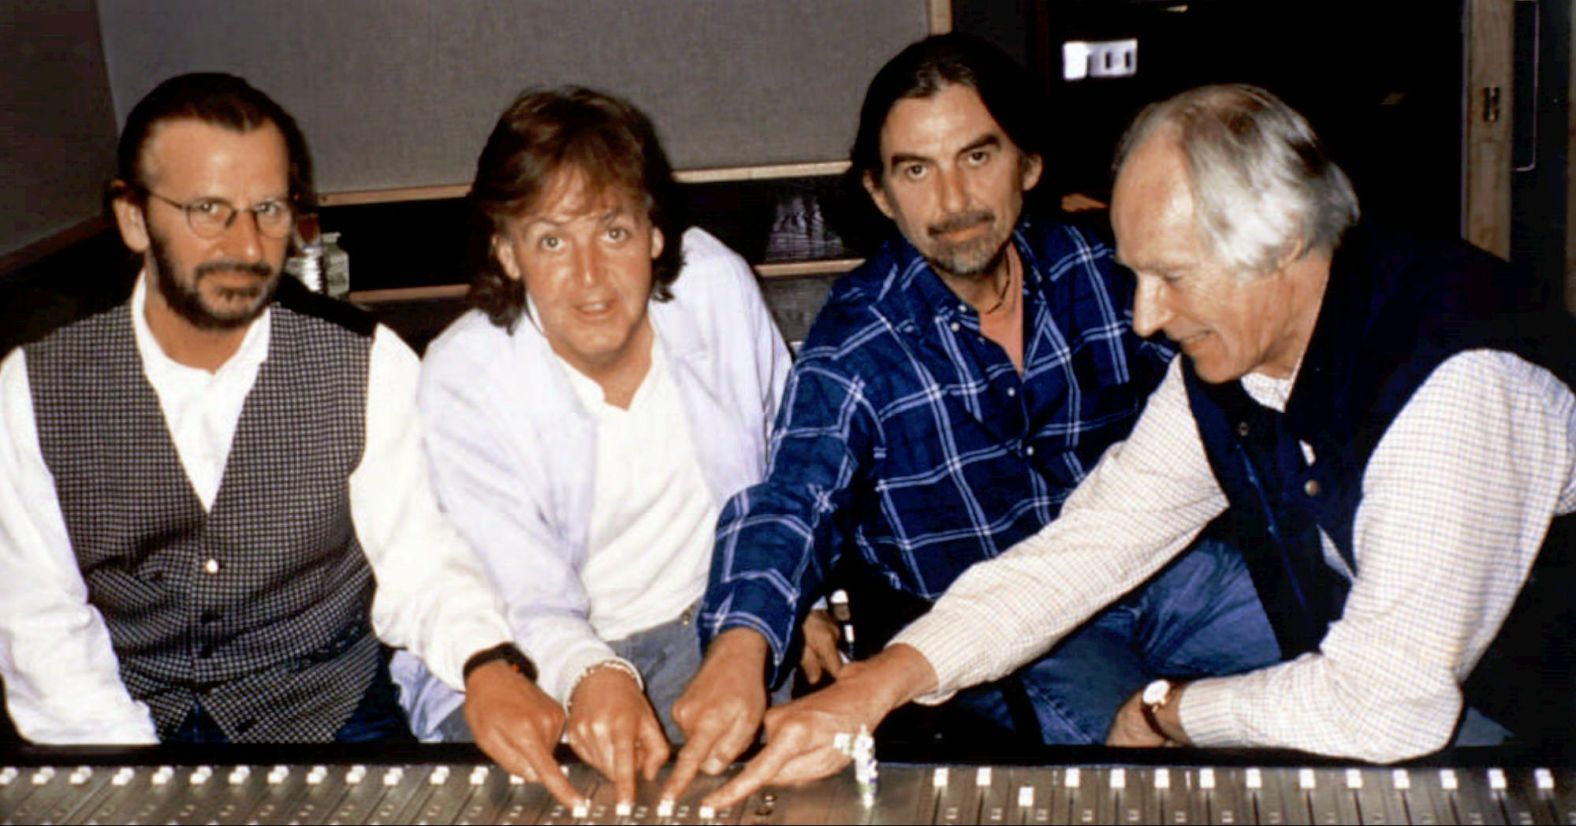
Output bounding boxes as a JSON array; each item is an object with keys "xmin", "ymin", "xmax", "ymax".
[
  {"xmin": 538, "ymin": 233, "xmax": 563, "ymax": 251},
  {"xmin": 188, "ymin": 198, "xmax": 228, "ymax": 217},
  {"xmin": 253, "ymin": 200, "xmax": 288, "ymax": 219},
  {"xmin": 899, "ymin": 162, "xmax": 927, "ymax": 181},
  {"xmin": 965, "ymin": 148, "xmax": 993, "ymax": 166},
  {"xmin": 606, "ymin": 225, "xmax": 630, "ymax": 242}
]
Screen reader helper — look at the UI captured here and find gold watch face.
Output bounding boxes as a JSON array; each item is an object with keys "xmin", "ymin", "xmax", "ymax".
[{"xmin": 1142, "ymin": 678, "xmax": 1172, "ymax": 706}]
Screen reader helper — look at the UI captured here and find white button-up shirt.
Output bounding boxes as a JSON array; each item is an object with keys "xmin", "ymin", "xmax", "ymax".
[
  {"xmin": 391, "ymin": 228, "xmax": 790, "ymax": 737},
  {"xmin": 0, "ymin": 275, "xmax": 513, "ymax": 743}
]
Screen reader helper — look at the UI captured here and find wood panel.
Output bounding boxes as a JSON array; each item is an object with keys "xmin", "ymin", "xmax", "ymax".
[{"xmin": 1465, "ymin": 0, "xmax": 1515, "ymax": 258}]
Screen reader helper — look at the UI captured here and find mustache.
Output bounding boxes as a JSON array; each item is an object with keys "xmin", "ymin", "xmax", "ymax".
[
  {"xmin": 927, "ymin": 210, "xmax": 995, "ymax": 239},
  {"xmin": 194, "ymin": 259, "xmax": 274, "ymax": 279}
]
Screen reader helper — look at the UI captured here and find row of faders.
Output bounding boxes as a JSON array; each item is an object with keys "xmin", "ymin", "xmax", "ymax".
[{"xmin": 2, "ymin": 761, "xmax": 1575, "ymax": 824}]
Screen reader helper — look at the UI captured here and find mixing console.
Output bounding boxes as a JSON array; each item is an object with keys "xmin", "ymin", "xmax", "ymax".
[{"xmin": 4, "ymin": 755, "xmax": 1576, "ymax": 824}]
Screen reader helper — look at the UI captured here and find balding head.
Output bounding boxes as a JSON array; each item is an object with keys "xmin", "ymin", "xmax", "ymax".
[{"xmin": 1113, "ymin": 84, "xmax": 1358, "ymax": 280}]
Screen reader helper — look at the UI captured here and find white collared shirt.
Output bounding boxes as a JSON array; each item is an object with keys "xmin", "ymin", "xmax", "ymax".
[
  {"xmin": 0, "ymin": 275, "xmax": 512, "ymax": 743},
  {"xmin": 391, "ymin": 228, "xmax": 791, "ymax": 737}
]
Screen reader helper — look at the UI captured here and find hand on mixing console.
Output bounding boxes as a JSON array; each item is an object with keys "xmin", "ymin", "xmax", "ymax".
[
  {"xmin": 462, "ymin": 660, "xmax": 586, "ymax": 809},
  {"xmin": 664, "ymin": 627, "xmax": 772, "ymax": 803},
  {"xmin": 703, "ymin": 643, "xmax": 939, "ymax": 810},
  {"xmin": 799, "ymin": 609, "xmax": 845, "ymax": 685},
  {"xmin": 566, "ymin": 663, "xmax": 671, "ymax": 808}
]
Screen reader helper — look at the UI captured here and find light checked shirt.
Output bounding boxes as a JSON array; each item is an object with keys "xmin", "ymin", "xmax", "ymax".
[{"xmin": 897, "ymin": 352, "xmax": 1576, "ymax": 763}]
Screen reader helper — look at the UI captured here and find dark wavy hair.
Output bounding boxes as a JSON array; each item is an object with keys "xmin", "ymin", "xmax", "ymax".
[
  {"xmin": 108, "ymin": 72, "xmax": 314, "ymax": 210},
  {"xmin": 849, "ymin": 33, "xmax": 1046, "ymax": 187},
  {"xmin": 467, "ymin": 87, "xmax": 685, "ymax": 330}
]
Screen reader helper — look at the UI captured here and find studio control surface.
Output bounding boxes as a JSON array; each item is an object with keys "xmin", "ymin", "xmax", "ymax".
[{"xmin": 2, "ymin": 746, "xmax": 1573, "ymax": 824}]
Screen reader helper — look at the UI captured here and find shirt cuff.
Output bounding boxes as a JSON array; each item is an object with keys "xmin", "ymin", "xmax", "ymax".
[
  {"xmin": 1177, "ymin": 675, "xmax": 1246, "ymax": 747},
  {"xmin": 426, "ymin": 620, "xmax": 514, "ymax": 692},
  {"xmin": 701, "ymin": 581, "xmax": 799, "ymax": 683},
  {"xmin": 540, "ymin": 638, "xmax": 622, "ymax": 705},
  {"xmin": 890, "ymin": 613, "xmax": 983, "ymax": 705}
]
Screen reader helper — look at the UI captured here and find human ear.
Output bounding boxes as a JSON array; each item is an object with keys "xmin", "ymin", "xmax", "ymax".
[
  {"xmin": 111, "ymin": 184, "xmax": 150, "ymax": 254},
  {"xmin": 863, "ymin": 171, "xmax": 896, "ymax": 220},
  {"xmin": 494, "ymin": 236, "xmax": 523, "ymax": 281}
]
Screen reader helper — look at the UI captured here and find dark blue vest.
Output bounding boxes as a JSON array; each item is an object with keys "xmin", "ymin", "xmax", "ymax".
[{"xmin": 1186, "ymin": 227, "xmax": 1576, "ymax": 743}]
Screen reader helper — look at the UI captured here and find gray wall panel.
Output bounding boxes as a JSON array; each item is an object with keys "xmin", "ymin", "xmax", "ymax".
[
  {"xmin": 97, "ymin": 1, "xmax": 929, "ymax": 194},
  {"xmin": 1, "ymin": 0, "xmax": 118, "ymax": 257}
]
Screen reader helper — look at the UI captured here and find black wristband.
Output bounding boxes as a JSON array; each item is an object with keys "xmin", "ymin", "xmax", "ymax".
[{"xmin": 463, "ymin": 642, "xmax": 538, "ymax": 683}]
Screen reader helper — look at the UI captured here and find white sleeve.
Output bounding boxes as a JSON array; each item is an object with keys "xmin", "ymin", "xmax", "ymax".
[
  {"xmin": 895, "ymin": 357, "xmax": 1227, "ymax": 698},
  {"xmin": 414, "ymin": 328, "xmax": 617, "ymax": 704},
  {"xmin": 1180, "ymin": 351, "xmax": 1576, "ymax": 762},
  {"xmin": 0, "ymin": 348, "xmax": 157, "ymax": 743},
  {"xmin": 353, "ymin": 327, "xmax": 512, "ymax": 690}
]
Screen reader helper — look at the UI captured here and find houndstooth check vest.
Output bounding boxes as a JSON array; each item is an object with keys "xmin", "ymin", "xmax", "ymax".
[{"xmin": 24, "ymin": 281, "xmax": 381, "ymax": 742}]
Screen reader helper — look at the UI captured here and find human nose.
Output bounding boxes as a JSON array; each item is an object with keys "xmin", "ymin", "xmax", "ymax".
[
  {"xmin": 219, "ymin": 208, "xmax": 265, "ymax": 261},
  {"xmin": 937, "ymin": 166, "xmax": 969, "ymax": 215},
  {"xmin": 1131, "ymin": 276, "xmax": 1173, "ymax": 338},
  {"xmin": 572, "ymin": 239, "xmax": 604, "ymax": 286}
]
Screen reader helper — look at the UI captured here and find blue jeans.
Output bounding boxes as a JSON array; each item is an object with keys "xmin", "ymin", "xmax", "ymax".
[
  {"xmin": 438, "ymin": 602, "xmax": 790, "ymax": 745},
  {"xmin": 953, "ymin": 535, "xmax": 1282, "ymax": 745}
]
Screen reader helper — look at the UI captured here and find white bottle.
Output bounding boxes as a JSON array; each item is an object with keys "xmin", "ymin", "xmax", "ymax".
[
  {"xmin": 287, "ymin": 243, "xmax": 324, "ymax": 292},
  {"xmin": 322, "ymin": 232, "xmax": 350, "ymax": 298}
]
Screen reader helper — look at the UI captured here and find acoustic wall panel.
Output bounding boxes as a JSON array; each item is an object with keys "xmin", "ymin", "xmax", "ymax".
[
  {"xmin": 0, "ymin": 0, "xmax": 118, "ymax": 257},
  {"xmin": 97, "ymin": 1, "xmax": 930, "ymax": 195}
]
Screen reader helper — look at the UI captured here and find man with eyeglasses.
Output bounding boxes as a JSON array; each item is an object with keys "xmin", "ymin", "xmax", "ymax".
[{"xmin": 0, "ymin": 73, "xmax": 584, "ymax": 802}]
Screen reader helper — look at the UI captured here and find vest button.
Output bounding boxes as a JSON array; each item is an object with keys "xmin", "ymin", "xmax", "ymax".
[
  {"xmin": 1237, "ymin": 421, "xmax": 1250, "ymax": 437},
  {"xmin": 1304, "ymin": 479, "xmax": 1322, "ymax": 497},
  {"xmin": 203, "ymin": 559, "xmax": 220, "ymax": 575}
]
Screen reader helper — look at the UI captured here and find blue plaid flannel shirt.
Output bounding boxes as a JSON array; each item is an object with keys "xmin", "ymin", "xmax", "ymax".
[{"xmin": 700, "ymin": 213, "xmax": 1175, "ymax": 682}]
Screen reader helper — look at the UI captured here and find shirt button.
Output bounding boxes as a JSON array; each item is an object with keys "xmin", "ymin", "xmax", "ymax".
[
  {"xmin": 1237, "ymin": 421, "xmax": 1251, "ymax": 437},
  {"xmin": 1025, "ymin": 445, "xmax": 1035, "ymax": 457},
  {"xmin": 950, "ymin": 322, "xmax": 960, "ymax": 332},
  {"xmin": 1304, "ymin": 479, "xmax": 1321, "ymax": 497},
  {"xmin": 203, "ymin": 559, "xmax": 220, "ymax": 575},
  {"xmin": 958, "ymin": 303, "xmax": 968, "ymax": 313},
  {"xmin": 1006, "ymin": 387, "xmax": 1017, "ymax": 398}
]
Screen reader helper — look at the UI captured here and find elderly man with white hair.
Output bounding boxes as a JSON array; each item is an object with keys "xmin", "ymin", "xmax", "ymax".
[{"xmin": 699, "ymin": 83, "xmax": 1576, "ymax": 806}]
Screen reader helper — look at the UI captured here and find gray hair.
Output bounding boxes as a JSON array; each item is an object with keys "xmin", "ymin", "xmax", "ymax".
[{"xmin": 1114, "ymin": 84, "xmax": 1359, "ymax": 277}]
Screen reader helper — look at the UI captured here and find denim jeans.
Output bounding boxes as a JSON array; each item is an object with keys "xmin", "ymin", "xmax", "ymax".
[
  {"xmin": 952, "ymin": 535, "xmax": 1283, "ymax": 745},
  {"xmin": 439, "ymin": 602, "xmax": 791, "ymax": 745}
]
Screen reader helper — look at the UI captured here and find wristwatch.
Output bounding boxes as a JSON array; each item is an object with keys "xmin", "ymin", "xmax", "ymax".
[
  {"xmin": 463, "ymin": 642, "xmax": 538, "ymax": 683},
  {"xmin": 1140, "ymin": 678, "xmax": 1175, "ymax": 740}
]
